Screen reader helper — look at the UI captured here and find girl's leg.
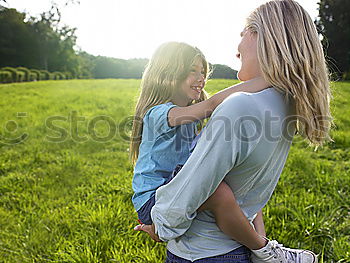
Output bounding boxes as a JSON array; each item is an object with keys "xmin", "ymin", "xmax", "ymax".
[{"xmin": 198, "ymin": 181, "xmax": 267, "ymax": 250}]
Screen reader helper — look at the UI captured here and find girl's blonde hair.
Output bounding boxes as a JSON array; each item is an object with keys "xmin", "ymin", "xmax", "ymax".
[
  {"xmin": 246, "ymin": 0, "xmax": 332, "ymax": 145},
  {"xmin": 130, "ymin": 42, "xmax": 209, "ymax": 164}
]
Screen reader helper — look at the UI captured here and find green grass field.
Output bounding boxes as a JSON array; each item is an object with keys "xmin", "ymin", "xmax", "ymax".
[{"xmin": 0, "ymin": 79, "xmax": 349, "ymax": 263}]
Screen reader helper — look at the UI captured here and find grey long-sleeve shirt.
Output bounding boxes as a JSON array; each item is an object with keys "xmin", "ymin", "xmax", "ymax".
[{"xmin": 151, "ymin": 88, "xmax": 296, "ymax": 261}]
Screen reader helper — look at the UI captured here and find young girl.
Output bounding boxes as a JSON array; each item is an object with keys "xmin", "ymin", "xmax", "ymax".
[{"xmin": 130, "ymin": 41, "xmax": 270, "ymax": 252}]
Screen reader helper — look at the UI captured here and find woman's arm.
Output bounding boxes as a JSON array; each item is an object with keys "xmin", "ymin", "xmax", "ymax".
[
  {"xmin": 149, "ymin": 95, "xmax": 260, "ymax": 242},
  {"xmin": 168, "ymin": 77, "xmax": 269, "ymax": 127},
  {"xmin": 253, "ymin": 210, "xmax": 266, "ymax": 237},
  {"xmin": 137, "ymin": 209, "xmax": 267, "ymax": 243}
]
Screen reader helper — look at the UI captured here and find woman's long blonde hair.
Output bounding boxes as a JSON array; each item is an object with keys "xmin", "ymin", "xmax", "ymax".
[
  {"xmin": 247, "ymin": 0, "xmax": 332, "ymax": 145},
  {"xmin": 130, "ymin": 42, "xmax": 209, "ymax": 164}
]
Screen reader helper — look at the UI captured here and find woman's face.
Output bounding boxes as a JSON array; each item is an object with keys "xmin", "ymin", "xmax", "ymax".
[{"xmin": 236, "ymin": 28, "xmax": 261, "ymax": 81}]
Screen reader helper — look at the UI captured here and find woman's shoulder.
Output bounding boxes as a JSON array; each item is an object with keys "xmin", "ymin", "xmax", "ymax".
[
  {"xmin": 217, "ymin": 91, "xmax": 258, "ymax": 114},
  {"xmin": 215, "ymin": 88, "xmax": 284, "ymax": 117},
  {"xmin": 217, "ymin": 87, "xmax": 290, "ymax": 120}
]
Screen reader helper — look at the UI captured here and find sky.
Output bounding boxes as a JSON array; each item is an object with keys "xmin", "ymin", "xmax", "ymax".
[{"xmin": 7, "ymin": 0, "xmax": 319, "ymax": 70}]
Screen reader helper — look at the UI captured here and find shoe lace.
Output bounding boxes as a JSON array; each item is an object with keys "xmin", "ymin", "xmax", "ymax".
[{"xmin": 269, "ymin": 240, "xmax": 301, "ymax": 263}]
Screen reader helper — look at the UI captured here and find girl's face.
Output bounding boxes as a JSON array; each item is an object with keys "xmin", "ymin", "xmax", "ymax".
[
  {"xmin": 236, "ymin": 28, "xmax": 261, "ymax": 81},
  {"xmin": 173, "ymin": 59, "xmax": 205, "ymax": 106}
]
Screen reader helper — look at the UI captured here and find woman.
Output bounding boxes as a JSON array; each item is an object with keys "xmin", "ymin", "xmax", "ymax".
[{"xmin": 136, "ymin": 0, "xmax": 332, "ymax": 262}]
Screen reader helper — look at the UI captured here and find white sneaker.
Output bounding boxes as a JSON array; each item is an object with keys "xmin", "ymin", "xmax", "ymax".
[{"xmin": 251, "ymin": 240, "xmax": 318, "ymax": 263}]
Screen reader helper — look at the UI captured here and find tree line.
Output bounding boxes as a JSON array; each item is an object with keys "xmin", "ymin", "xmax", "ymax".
[
  {"xmin": 316, "ymin": 0, "xmax": 350, "ymax": 80},
  {"xmin": 1, "ymin": 1, "xmax": 349, "ymax": 81},
  {"xmin": 0, "ymin": 5, "xmax": 238, "ymax": 81}
]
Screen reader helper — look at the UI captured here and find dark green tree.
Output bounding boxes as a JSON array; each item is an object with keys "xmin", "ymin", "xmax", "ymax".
[
  {"xmin": 76, "ymin": 51, "xmax": 94, "ymax": 78},
  {"xmin": 124, "ymin": 58, "xmax": 148, "ymax": 78},
  {"xmin": 316, "ymin": 0, "xmax": 350, "ymax": 79},
  {"xmin": 0, "ymin": 5, "xmax": 80, "ymax": 76},
  {"xmin": 0, "ymin": 4, "xmax": 241, "ymax": 80},
  {"xmin": 29, "ymin": 5, "xmax": 79, "ymax": 74},
  {"xmin": 211, "ymin": 64, "xmax": 238, "ymax": 79},
  {"xmin": 0, "ymin": 8, "xmax": 38, "ymax": 68},
  {"xmin": 91, "ymin": 56, "xmax": 148, "ymax": 79}
]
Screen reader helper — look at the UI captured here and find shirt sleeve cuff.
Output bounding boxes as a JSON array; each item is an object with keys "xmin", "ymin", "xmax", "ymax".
[{"xmin": 151, "ymin": 204, "xmax": 196, "ymax": 242}]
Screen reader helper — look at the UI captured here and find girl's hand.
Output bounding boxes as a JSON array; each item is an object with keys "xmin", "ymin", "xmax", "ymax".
[{"xmin": 134, "ymin": 224, "xmax": 162, "ymax": 242}]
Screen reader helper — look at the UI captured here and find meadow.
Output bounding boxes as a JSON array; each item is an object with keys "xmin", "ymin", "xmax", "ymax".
[{"xmin": 0, "ymin": 79, "xmax": 349, "ymax": 263}]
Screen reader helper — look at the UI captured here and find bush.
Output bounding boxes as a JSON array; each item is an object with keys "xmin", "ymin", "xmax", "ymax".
[
  {"xmin": 0, "ymin": 67, "xmax": 72, "ymax": 83},
  {"xmin": 1, "ymin": 67, "xmax": 17, "ymax": 82},
  {"xmin": 40, "ymin": 70, "xmax": 50, "ymax": 80},
  {"xmin": 49, "ymin": 73, "xmax": 55, "ymax": 80},
  {"xmin": 1, "ymin": 67, "xmax": 25, "ymax": 82},
  {"xmin": 64, "ymin": 71, "xmax": 72, "ymax": 79},
  {"xmin": 16, "ymin": 70, "xmax": 25, "ymax": 82},
  {"xmin": 60, "ymin": 73, "xmax": 66, "ymax": 80},
  {"xmin": 343, "ymin": 71, "xmax": 350, "ymax": 81},
  {"xmin": 39, "ymin": 72, "xmax": 46, "ymax": 80},
  {"xmin": 53, "ymin": 72, "xmax": 65, "ymax": 80},
  {"xmin": 0, "ymin": 70, "xmax": 12, "ymax": 83},
  {"xmin": 30, "ymin": 69, "xmax": 41, "ymax": 81},
  {"xmin": 17, "ymin": 67, "xmax": 31, "ymax": 81},
  {"xmin": 29, "ymin": 72, "xmax": 37, "ymax": 81}
]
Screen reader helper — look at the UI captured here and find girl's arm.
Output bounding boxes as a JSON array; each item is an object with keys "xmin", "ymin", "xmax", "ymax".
[
  {"xmin": 168, "ymin": 77, "xmax": 269, "ymax": 127},
  {"xmin": 253, "ymin": 210, "xmax": 266, "ymax": 237}
]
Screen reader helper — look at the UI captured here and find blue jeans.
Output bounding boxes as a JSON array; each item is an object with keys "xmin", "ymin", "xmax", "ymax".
[{"xmin": 165, "ymin": 246, "xmax": 251, "ymax": 263}]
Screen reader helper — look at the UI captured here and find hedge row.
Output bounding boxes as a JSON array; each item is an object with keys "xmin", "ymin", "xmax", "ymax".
[
  {"xmin": 343, "ymin": 71, "xmax": 350, "ymax": 81},
  {"xmin": 0, "ymin": 67, "xmax": 72, "ymax": 83}
]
